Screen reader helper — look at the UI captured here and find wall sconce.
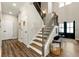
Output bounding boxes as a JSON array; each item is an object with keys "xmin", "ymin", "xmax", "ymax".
[
  {"xmin": 42, "ymin": 10, "xmax": 46, "ymax": 14},
  {"xmin": 42, "ymin": 9, "xmax": 46, "ymax": 18}
]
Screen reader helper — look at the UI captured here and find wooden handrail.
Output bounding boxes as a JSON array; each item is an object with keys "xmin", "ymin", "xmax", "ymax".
[
  {"xmin": 36, "ymin": 3, "xmax": 43, "ymax": 15},
  {"xmin": 33, "ymin": 2, "xmax": 44, "ymax": 19}
]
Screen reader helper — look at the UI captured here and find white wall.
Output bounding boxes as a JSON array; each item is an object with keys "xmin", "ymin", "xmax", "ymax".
[
  {"xmin": 48, "ymin": 2, "xmax": 53, "ymax": 13},
  {"xmin": 41, "ymin": 2, "xmax": 54, "ymax": 14},
  {"xmin": 41, "ymin": 2, "xmax": 55, "ymax": 25},
  {"xmin": 18, "ymin": 3, "xmax": 44, "ymax": 46},
  {"xmin": 0, "ymin": 2, "xmax": 1, "ymax": 18},
  {"xmin": 1, "ymin": 14, "xmax": 17, "ymax": 40},
  {"xmin": 53, "ymin": 2, "xmax": 79, "ymax": 39},
  {"xmin": 41, "ymin": 2, "xmax": 48, "ymax": 14},
  {"xmin": 0, "ymin": 2, "xmax": 2, "ymax": 48}
]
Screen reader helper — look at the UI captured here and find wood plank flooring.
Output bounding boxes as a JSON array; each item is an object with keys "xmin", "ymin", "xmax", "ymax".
[
  {"xmin": 47, "ymin": 39, "xmax": 79, "ymax": 57},
  {"xmin": 2, "ymin": 38, "xmax": 79, "ymax": 57},
  {"xmin": 1, "ymin": 39, "xmax": 41, "ymax": 57}
]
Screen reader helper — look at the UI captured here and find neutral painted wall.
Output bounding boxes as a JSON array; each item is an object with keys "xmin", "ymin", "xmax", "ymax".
[
  {"xmin": 1, "ymin": 14, "xmax": 17, "ymax": 40},
  {"xmin": 0, "ymin": 2, "xmax": 1, "ymax": 18},
  {"xmin": 0, "ymin": 2, "xmax": 1, "ymax": 48},
  {"xmin": 18, "ymin": 3, "xmax": 44, "ymax": 46},
  {"xmin": 53, "ymin": 2, "xmax": 79, "ymax": 39},
  {"xmin": 41, "ymin": 2, "xmax": 55, "ymax": 25},
  {"xmin": 41, "ymin": 2, "xmax": 48, "ymax": 14},
  {"xmin": 41, "ymin": 2, "xmax": 79, "ymax": 39},
  {"xmin": 41, "ymin": 2, "xmax": 54, "ymax": 14}
]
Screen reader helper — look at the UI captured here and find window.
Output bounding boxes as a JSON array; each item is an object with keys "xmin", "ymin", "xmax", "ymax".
[
  {"xmin": 67, "ymin": 22, "xmax": 73, "ymax": 33},
  {"xmin": 59, "ymin": 2, "xmax": 65, "ymax": 8},
  {"xmin": 59, "ymin": 2, "xmax": 72, "ymax": 8},
  {"xmin": 65, "ymin": 2, "xmax": 72, "ymax": 5},
  {"xmin": 59, "ymin": 23, "xmax": 64, "ymax": 32}
]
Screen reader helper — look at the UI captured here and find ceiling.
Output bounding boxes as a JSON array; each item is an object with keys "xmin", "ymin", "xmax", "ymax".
[{"xmin": 1, "ymin": 2, "xmax": 25, "ymax": 16}]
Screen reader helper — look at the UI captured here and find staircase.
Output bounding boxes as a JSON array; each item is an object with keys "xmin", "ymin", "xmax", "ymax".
[
  {"xmin": 29, "ymin": 25, "xmax": 54, "ymax": 56},
  {"xmin": 29, "ymin": 2, "xmax": 58, "ymax": 56}
]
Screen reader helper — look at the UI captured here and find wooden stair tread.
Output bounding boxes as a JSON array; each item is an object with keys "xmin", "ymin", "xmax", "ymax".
[
  {"xmin": 41, "ymin": 28, "xmax": 52, "ymax": 31},
  {"xmin": 38, "ymin": 32, "xmax": 50, "ymax": 35},
  {"xmin": 36, "ymin": 35, "xmax": 48, "ymax": 39},
  {"xmin": 33, "ymin": 39, "xmax": 47, "ymax": 44},
  {"xmin": 30, "ymin": 43, "xmax": 42, "ymax": 51},
  {"xmin": 17, "ymin": 42, "xmax": 41, "ymax": 57},
  {"xmin": 34, "ymin": 40, "xmax": 42, "ymax": 43},
  {"xmin": 29, "ymin": 48, "xmax": 41, "ymax": 57}
]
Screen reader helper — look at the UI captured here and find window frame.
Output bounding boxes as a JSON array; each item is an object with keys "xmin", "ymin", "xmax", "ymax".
[{"xmin": 67, "ymin": 22, "xmax": 73, "ymax": 33}]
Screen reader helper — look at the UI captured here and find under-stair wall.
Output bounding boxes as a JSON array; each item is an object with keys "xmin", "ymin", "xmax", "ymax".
[
  {"xmin": 18, "ymin": 3, "xmax": 44, "ymax": 46},
  {"xmin": 0, "ymin": 2, "xmax": 1, "ymax": 48}
]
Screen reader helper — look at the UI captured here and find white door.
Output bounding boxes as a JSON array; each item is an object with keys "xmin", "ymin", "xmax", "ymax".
[
  {"xmin": 1, "ymin": 19, "xmax": 13, "ymax": 40},
  {"xmin": 0, "ymin": 25, "xmax": 1, "ymax": 56}
]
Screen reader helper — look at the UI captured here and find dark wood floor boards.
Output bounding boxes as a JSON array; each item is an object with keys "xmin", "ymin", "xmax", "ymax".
[
  {"xmin": 15, "ymin": 41, "xmax": 33, "ymax": 57},
  {"xmin": 47, "ymin": 39, "xmax": 79, "ymax": 57},
  {"xmin": 11, "ymin": 40, "xmax": 27, "ymax": 57},
  {"xmin": 2, "ymin": 39, "xmax": 41, "ymax": 57},
  {"xmin": 17, "ymin": 42, "xmax": 41, "ymax": 57},
  {"xmin": 2, "ymin": 40, "xmax": 7, "ymax": 57},
  {"xmin": 7, "ymin": 40, "xmax": 13, "ymax": 57}
]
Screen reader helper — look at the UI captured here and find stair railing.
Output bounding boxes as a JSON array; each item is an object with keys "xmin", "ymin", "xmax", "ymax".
[
  {"xmin": 42, "ymin": 12, "xmax": 59, "ymax": 56},
  {"xmin": 33, "ymin": 2, "xmax": 46, "ymax": 19},
  {"xmin": 42, "ymin": 27, "xmax": 44, "ymax": 56},
  {"xmin": 33, "ymin": 2, "xmax": 58, "ymax": 56}
]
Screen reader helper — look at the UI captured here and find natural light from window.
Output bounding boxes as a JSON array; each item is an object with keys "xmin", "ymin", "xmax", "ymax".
[
  {"xmin": 59, "ymin": 23, "xmax": 64, "ymax": 32},
  {"xmin": 65, "ymin": 2, "xmax": 72, "ymax": 5},
  {"xmin": 67, "ymin": 22, "xmax": 73, "ymax": 33},
  {"xmin": 59, "ymin": 2, "xmax": 72, "ymax": 8},
  {"xmin": 59, "ymin": 2, "xmax": 65, "ymax": 8}
]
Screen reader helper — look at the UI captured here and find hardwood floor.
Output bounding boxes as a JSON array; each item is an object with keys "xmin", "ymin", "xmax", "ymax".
[
  {"xmin": 47, "ymin": 38, "xmax": 79, "ymax": 57},
  {"xmin": 2, "ymin": 38, "xmax": 79, "ymax": 57},
  {"xmin": 1, "ymin": 39, "xmax": 41, "ymax": 57}
]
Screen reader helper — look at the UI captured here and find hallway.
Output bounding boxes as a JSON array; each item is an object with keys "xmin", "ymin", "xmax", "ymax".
[
  {"xmin": 2, "ymin": 39, "xmax": 41, "ymax": 57},
  {"xmin": 0, "ymin": 2, "xmax": 79, "ymax": 57}
]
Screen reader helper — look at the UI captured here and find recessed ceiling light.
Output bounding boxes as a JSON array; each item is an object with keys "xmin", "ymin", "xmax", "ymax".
[
  {"xmin": 9, "ymin": 12, "xmax": 12, "ymax": 14},
  {"xmin": 12, "ymin": 3, "xmax": 16, "ymax": 6}
]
